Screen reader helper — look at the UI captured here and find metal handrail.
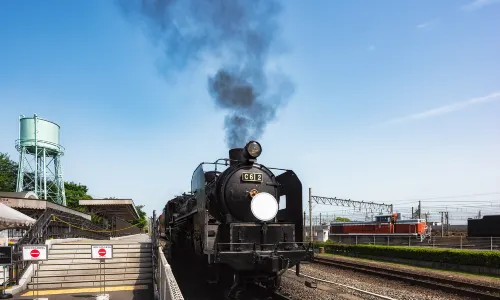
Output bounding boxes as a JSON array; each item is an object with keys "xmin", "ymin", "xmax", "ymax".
[
  {"xmin": 151, "ymin": 210, "xmax": 160, "ymax": 299},
  {"xmin": 15, "ymin": 139, "xmax": 65, "ymax": 153},
  {"xmin": 215, "ymin": 241, "xmax": 312, "ymax": 253},
  {"xmin": 9, "ymin": 208, "xmax": 110, "ymax": 284}
]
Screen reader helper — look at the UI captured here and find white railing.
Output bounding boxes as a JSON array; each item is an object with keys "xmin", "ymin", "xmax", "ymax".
[
  {"xmin": 328, "ymin": 235, "xmax": 500, "ymax": 251},
  {"xmin": 156, "ymin": 247, "xmax": 184, "ymax": 300}
]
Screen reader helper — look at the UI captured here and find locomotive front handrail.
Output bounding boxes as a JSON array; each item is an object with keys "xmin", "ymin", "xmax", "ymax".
[{"xmin": 215, "ymin": 241, "xmax": 312, "ymax": 252}]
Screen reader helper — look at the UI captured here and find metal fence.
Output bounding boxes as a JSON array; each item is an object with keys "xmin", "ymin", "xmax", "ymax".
[
  {"xmin": 151, "ymin": 210, "xmax": 184, "ymax": 300},
  {"xmin": 328, "ymin": 235, "xmax": 500, "ymax": 251},
  {"xmin": 157, "ymin": 246, "xmax": 184, "ymax": 300}
]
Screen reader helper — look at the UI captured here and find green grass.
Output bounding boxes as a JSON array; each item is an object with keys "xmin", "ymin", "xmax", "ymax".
[
  {"xmin": 319, "ymin": 252, "xmax": 500, "ymax": 280},
  {"xmin": 314, "ymin": 242, "xmax": 500, "ymax": 268}
]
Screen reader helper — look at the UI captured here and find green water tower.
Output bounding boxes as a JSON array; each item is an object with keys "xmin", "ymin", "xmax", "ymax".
[{"xmin": 15, "ymin": 114, "xmax": 67, "ymax": 206}]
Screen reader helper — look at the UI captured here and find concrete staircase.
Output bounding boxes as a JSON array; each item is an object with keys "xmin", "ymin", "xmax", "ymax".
[{"xmin": 28, "ymin": 235, "xmax": 153, "ymax": 290}]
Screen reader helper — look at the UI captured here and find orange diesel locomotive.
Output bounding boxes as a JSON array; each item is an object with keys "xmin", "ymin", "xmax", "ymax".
[{"xmin": 330, "ymin": 214, "xmax": 427, "ymax": 236}]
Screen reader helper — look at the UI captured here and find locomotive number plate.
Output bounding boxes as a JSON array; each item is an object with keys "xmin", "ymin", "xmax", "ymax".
[{"xmin": 241, "ymin": 172, "xmax": 263, "ymax": 182}]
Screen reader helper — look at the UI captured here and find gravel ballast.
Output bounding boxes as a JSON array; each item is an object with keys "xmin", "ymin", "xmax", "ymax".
[
  {"xmin": 280, "ymin": 263, "xmax": 470, "ymax": 300},
  {"xmin": 318, "ymin": 254, "xmax": 500, "ymax": 288}
]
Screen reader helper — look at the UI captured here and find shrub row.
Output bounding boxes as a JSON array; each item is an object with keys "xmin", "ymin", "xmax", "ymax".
[{"xmin": 313, "ymin": 242, "xmax": 500, "ymax": 268}]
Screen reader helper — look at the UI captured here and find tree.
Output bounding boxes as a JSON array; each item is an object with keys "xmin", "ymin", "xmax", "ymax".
[
  {"xmin": 335, "ymin": 216, "xmax": 351, "ymax": 222},
  {"xmin": 64, "ymin": 182, "xmax": 92, "ymax": 212},
  {"xmin": 132, "ymin": 205, "xmax": 148, "ymax": 230},
  {"xmin": 0, "ymin": 153, "xmax": 18, "ymax": 192}
]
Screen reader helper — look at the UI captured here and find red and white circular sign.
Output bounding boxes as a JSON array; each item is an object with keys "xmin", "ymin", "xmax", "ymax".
[
  {"xmin": 98, "ymin": 248, "xmax": 106, "ymax": 257},
  {"xmin": 30, "ymin": 249, "xmax": 40, "ymax": 258}
]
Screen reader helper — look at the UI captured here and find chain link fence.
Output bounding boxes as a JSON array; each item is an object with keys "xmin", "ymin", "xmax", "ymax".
[{"xmin": 328, "ymin": 235, "xmax": 500, "ymax": 251}]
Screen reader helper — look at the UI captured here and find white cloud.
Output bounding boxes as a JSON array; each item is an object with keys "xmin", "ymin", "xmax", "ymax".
[
  {"xmin": 386, "ymin": 91, "xmax": 500, "ymax": 124},
  {"xmin": 461, "ymin": 0, "xmax": 500, "ymax": 11},
  {"xmin": 416, "ymin": 18, "xmax": 440, "ymax": 30}
]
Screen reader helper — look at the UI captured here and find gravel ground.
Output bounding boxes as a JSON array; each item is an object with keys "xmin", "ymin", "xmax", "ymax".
[
  {"xmin": 280, "ymin": 271, "xmax": 375, "ymax": 300},
  {"xmin": 317, "ymin": 254, "xmax": 500, "ymax": 288},
  {"xmin": 279, "ymin": 263, "xmax": 471, "ymax": 300}
]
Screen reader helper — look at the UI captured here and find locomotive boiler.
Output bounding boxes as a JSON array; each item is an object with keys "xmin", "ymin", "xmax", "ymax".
[{"xmin": 163, "ymin": 141, "xmax": 310, "ymax": 297}]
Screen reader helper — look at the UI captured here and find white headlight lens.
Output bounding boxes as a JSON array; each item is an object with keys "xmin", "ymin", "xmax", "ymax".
[
  {"xmin": 250, "ymin": 192, "xmax": 278, "ymax": 222},
  {"xmin": 246, "ymin": 141, "xmax": 262, "ymax": 158}
]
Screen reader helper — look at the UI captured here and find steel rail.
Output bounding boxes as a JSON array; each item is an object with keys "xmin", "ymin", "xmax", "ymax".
[
  {"xmin": 313, "ymin": 256, "xmax": 500, "ymax": 299},
  {"xmin": 271, "ymin": 291, "xmax": 293, "ymax": 300},
  {"xmin": 288, "ymin": 270, "xmax": 396, "ymax": 300},
  {"xmin": 248, "ymin": 283, "xmax": 293, "ymax": 300}
]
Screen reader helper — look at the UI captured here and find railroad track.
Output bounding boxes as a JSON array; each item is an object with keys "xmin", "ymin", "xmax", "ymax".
[
  {"xmin": 313, "ymin": 256, "xmax": 500, "ymax": 299},
  {"xmin": 285, "ymin": 269, "xmax": 395, "ymax": 300},
  {"xmin": 269, "ymin": 291, "xmax": 293, "ymax": 300},
  {"xmin": 248, "ymin": 283, "xmax": 293, "ymax": 300}
]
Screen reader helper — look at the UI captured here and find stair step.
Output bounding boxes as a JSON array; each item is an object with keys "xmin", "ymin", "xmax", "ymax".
[
  {"xmin": 33, "ymin": 272, "xmax": 152, "ymax": 283},
  {"xmin": 27, "ymin": 278, "xmax": 151, "ymax": 289},
  {"xmin": 51, "ymin": 243, "xmax": 151, "ymax": 250},
  {"xmin": 37, "ymin": 267, "xmax": 152, "ymax": 276},
  {"xmin": 27, "ymin": 239, "xmax": 153, "ymax": 290},
  {"xmin": 39, "ymin": 262, "xmax": 152, "ymax": 270},
  {"xmin": 48, "ymin": 252, "xmax": 151, "ymax": 259},
  {"xmin": 40, "ymin": 257, "xmax": 151, "ymax": 265},
  {"xmin": 48, "ymin": 248, "xmax": 152, "ymax": 254}
]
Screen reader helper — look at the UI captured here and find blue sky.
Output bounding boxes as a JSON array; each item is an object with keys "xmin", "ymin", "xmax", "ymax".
[{"xmin": 1, "ymin": 0, "xmax": 499, "ymax": 224}]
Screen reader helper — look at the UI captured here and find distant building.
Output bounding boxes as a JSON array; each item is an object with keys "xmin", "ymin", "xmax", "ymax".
[{"xmin": 304, "ymin": 225, "xmax": 330, "ymax": 242}]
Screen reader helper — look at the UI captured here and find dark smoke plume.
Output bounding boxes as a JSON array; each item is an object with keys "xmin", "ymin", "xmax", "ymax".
[{"xmin": 118, "ymin": 0, "xmax": 294, "ymax": 148}]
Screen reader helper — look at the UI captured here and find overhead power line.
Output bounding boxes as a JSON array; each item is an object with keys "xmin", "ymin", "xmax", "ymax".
[
  {"xmin": 392, "ymin": 192, "xmax": 500, "ymax": 204},
  {"xmin": 310, "ymin": 192, "xmax": 393, "ymax": 214}
]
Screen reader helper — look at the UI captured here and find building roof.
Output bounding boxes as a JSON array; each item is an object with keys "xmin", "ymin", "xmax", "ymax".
[
  {"xmin": 0, "ymin": 203, "xmax": 36, "ymax": 230},
  {"xmin": 0, "ymin": 197, "xmax": 91, "ymax": 220},
  {"xmin": 0, "ymin": 191, "xmax": 39, "ymax": 199},
  {"xmin": 78, "ymin": 199, "xmax": 139, "ymax": 221}
]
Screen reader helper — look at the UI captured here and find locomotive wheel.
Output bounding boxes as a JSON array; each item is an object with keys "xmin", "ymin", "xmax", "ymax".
[
  {"xmin": 217, "ymin": 265, "xmax": 243, "ymax": 299},
  {"xmin": 264, "ymin": 274, "xmax": 281, "ymax": 291}
]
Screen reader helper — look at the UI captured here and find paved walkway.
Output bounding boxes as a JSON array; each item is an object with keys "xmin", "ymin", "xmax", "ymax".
[{"xmin": 12, "ymin": 285, "xmax": 153, "ymax": 299}]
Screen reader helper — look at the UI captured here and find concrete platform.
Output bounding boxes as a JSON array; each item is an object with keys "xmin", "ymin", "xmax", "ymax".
[{"xmin": 12, "ymin": 284, "xmax": 153, "ymax": 299}]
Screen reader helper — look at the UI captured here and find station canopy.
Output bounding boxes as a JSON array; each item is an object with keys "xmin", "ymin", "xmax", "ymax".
[
  {"xmin": 79, "ymin": 199, "xmax": 139, "ymax": 222},
  {"xmin": 0, "ymin": 203, "xmax": 36, "ymax": 230},
  {"xmin": 1, "ymin": 193, "xmax": 91, "ymax": 220}
]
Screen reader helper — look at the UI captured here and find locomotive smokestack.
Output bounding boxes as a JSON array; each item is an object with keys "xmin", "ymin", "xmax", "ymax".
[{"xmin": 229, "ymin": 148, "xmax": 244, "ymax": 166}]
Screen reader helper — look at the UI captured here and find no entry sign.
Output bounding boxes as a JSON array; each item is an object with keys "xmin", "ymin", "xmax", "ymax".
[
  {"xmin": 91, "ymin": 245, "xmax": 113, "ymax": 260},
  {"xmin": 22, "ymin": 245, "xmax": 48, "ymax": 261}
]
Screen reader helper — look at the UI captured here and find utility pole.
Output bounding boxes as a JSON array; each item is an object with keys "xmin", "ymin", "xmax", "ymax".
[
  {"xmin": 440, "ymin": 211, "xmax": 444, "ymax": 237},
  {"xmin": 445, "ymin": 211, "xmax": 449, "ymax": 236},
  {"xmin": 303, "ymin": 211, "xmax": 306, "ymax": 241},
  {"xmin": 320, "ymin": 213, "xmax": 322, "ymax": 226},
  {"xmin": 309, "ymin": 188, "xmax": 313, "ymax": 243},
  {"xmin": 418, "ymin": 201, "xmax": 421, "ymax": 219}
]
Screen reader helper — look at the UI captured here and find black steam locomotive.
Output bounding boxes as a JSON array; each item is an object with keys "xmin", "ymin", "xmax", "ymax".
[{"xmin": 163, "ymin": 141, "xmax": 311, "ymax": 297}]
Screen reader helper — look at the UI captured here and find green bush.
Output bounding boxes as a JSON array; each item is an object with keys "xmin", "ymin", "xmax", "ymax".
[{"xmin": 317, "ymin": 244, "xmax": 500, "ymax": 268}]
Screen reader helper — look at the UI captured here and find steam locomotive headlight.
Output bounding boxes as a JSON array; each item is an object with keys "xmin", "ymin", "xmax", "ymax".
[
  {"xmin": 245, "ymin": 141, "xmax": 262, "ymax": 158},
  {"xmin": 250, "ymin": 192, "xmax": 278, "ymax": 222}
]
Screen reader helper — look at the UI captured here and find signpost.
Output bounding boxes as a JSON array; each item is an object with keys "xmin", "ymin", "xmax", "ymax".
[
  {"xmin": 91, "ymin": 245, "xmax": 113, "ymax": 300},
  {"xmin": 0, "ymin": 247, "xmax": 13, "ymax": 299},
  {"xmin": 22, "ymin": 245, "xmax": 48, "ymax": 300}
]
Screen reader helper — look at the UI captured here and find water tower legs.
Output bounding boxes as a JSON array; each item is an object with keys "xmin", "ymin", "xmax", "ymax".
[{"xmin": 16, "ymin": 146, "xmax": 66, "ymax": 205}]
